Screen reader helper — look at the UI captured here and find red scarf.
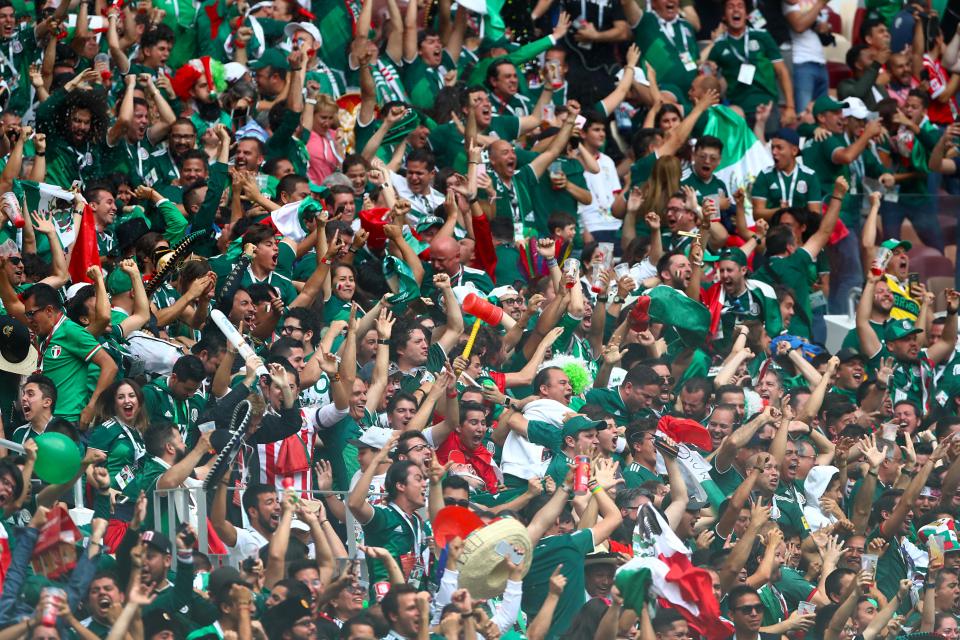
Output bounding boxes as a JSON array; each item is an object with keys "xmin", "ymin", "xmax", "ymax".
[{"xmin": 436, "ymin": 432, "xmax": 498, "ymax": 493}]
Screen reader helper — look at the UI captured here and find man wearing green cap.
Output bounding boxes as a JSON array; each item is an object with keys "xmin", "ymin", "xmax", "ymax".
[
  {"xmin": 249, "ymin": 49, "xmax": 290, "ymax": 100},
  {"xmin": 706, "ymin": 247, "xmax": 781, "ymax": 351},
  {"xmin": 879, "ymin": 238, "xmax": 920, "ymax": 322},
  {"xmin": 507, "ymin": 414, "xmax": 602, "ymax": 486},
  {"xmin": 105, "ymin": 260, "xmax": 150, "ymax": 341},
  {"xmin": 857, "ymin": 270, "xmax": 959, "ymax": 410}
]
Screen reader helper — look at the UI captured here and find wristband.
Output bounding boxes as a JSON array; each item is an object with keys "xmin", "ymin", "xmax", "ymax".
[
  {"xmin": 446, "ymin": 391, "xmax": 458, "ymax": 399},
  {"xmin": 590, "ymin": 485, "xmax": 604, "ymax": 495},
  {"xmin": 546, "ymin": 258, "xmax": 558, "ymax": 268},
  {"xmin": 234, "ymin": 40, "xmax": 246, "ymax": 49},
  {"xmin": 320, "ymin": 257, "xmax": 333, "ymax": 265},
  {"xmin": 35, "ymin": 151, "xmax": 45, "ymax": 157},
  {"xmin": 831, "ymin": 195, "xmax": 843, "ymax": 202},
  {"xmin": 868, "ymin": 469, "xmax": 879, "ymax": 477},
  {"xmin": 377, "ymin": 338, "xmax": 390, "ymax": 345},
  {"xmin": 305, "ymin": 98, "xmax": 317, "ymax": 105},
  {"xmin": 596, "ymin": 295, "xmax": 608, "ymax": 303},
  {"xmin": 467, "ymin": 195, "xmax": 479, "ymax": 204}
]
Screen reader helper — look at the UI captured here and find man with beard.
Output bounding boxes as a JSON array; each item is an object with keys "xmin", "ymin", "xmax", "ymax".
[
  {"xmin": 122, "ymin": 420, "xmax": 212, "ymax": 531},
  {"xmin": 752, "ymin": 129, "xmax": 823, "ymax": 221},
  {"xmin": 843, "ymin": 273, "xmax": 893, "ymax": 352},
  {"xmin": 858, "ymin": 273, "xmax": 959, "ymax": 409},
  {"xmin": 869, "ymin": 438, "xmax": 954, "ymax": 613},
  {"xmin": 170, "ymin": 57, "xmax": 230, "ymax": 137},
  {"xmin": 708, "ymin": 0, "xmax": 795, "ymax": 125},
  {"xmin": 143, "ymin": 355, "xmax": 207, "ymax": 446},
  {"xmin": 36, "ymin": 76, "xmax": 115, "ymax": 188},
  {"xmin": 111, "ymin": 74, "xmax": 178, "ymax": 187},
  {"xmin": 491, "ymin": 285, "xmax": 527, "ymax": 322},
  {"xmin": 886, "ymin": 52, "xmax": 919, "ymax": 107},
  {"xmin": 212, "ymin": 482, "xmax": 282, "ymax": 566},
  {"xmin": 656, "ymin": 250, "xmax": 693, "ymax": 291},
  {"xmin": 84, "ymin": 184, "xmax": 119, "ymax": 257},
  {"xmin": 349, "ymin": 456, "xmax": 431, "ymax": 589}
]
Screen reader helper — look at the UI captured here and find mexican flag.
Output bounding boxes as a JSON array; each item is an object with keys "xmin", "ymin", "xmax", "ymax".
[
  {"xmin": 68, "ymin": 203, "xmax": 100, "ymax": 284},
  {"xmin": 14, "ymin": 180, "xmax": 77, "ymax": 248},
  {"xmin": 647, "ymin": 284, "xmax": 711, "ymax": 350},
  {"xmin": 269, "ymin": 199, "xmax": 323, "ymax": 242},
  {"xmin": 701, "ymin": 105, "xmax": 773, "ymax": 205},
  {"xmin": 616, "ymin": 505, "xmax": 733, "ymax": 639}
]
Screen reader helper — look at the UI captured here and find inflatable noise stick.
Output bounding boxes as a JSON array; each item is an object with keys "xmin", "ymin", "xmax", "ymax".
[
  {"xmin": 455, "ymin": 318, "xmax": 482, "ymax": 378},
  {"xmin": 209, "ymin": 309, "xmax": 269, "ymax": 378}
]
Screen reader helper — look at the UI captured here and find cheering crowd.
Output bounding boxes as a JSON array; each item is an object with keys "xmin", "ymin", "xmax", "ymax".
[{"xmin": 0, "ymin": 0, "xmax": 960, "ymax": 636}]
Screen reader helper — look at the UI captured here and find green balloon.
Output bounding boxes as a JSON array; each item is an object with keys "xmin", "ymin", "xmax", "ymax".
[{"xmin": 34, "ymin": 432, "xmax": 82, "ymax": 485}]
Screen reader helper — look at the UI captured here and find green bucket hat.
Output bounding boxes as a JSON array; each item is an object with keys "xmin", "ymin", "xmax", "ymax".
[{"xmin": 381, "ymin": 108, "xmax": 421, "ymax": 146}]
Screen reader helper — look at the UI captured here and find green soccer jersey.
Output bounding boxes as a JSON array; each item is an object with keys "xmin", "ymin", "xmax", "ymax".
[
  {"xmin": 634, "ymin": 13, "xmax": 699, "ymax": 97},
  {"xmin": 399, "ymin": 342, "xmax": 449, "ymax": 394},
  {"xmin": 867, "ymin": 527, "xmax": 910, "ymax": 614},
  {"xmin": 490, "ymin": 164, "xmax": 541, "ymax": 234},
  {"xmin": 402, "ymin": 50, "xmax": 456, "ymax": 111},
  {"xmin": 751, "ymin": 164, "xmax": 822, "ymax": 210},
  {"xmin": 681, "ymin": 171, "xmax": 728, "ymax": 203},
  {"xmin": 142, "ymin": 378, "xmax": 207, "ymax": 446},
  {"xmin": 522, "ymin": 529, "xmax": 594, "ymax": 640},
  {"xmin": 801, "ymin": 133, "xmax": 849, "ymax": 188},
  {"xmin": 773, "ymin": 480, "xmax": 810, "ymax": 538},
  {"xmin": 239, "ymin": 268, "xmax": 298, "ymax": 306},
  {"xmin": 488, "ymin": 89, "xmax": 534, "ymax": 117},
  {"xmin": 38, "ymin": 315, "xmax": 104, "ymax": 421},
  {"xmin": 87, "ymin": 418, "xmax": 146, "ymax": 491},
  {"xmin": 583, "ymin": 386, "xmax": 646, "ymax": 426},
  {"xmin": 868, "ymin": 345, "xmax": 935, "ymax": 410},
  {"xmin": 360, "ymin": 503, "xmax": 432, "ymax": 587},
  {"xmin": 117, "ymin": 136, "xmax": 179, "ymax": 187},
  {"xmin": 623, "ymin": 462, "xmax": 661, "ymax": 488},
  {"xmin": 0, "ymin": 26, "xmax": 39, "ymax": 116},
  {"xmin": 710, "ymin": 461, "xmax": 744, "ymax": 498},
  {"xmin": 707, "ymin": 29, "xmax": 782, "ymax": 115}
]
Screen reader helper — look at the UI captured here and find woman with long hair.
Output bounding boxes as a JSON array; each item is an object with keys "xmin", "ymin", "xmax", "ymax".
[
  {"xmin": 304, "ymin": 93, "xmax": 345, "ymax": 185},
  {"xmin": 86, "ymin": 378, "xmax": 149, "ymax": 490}
]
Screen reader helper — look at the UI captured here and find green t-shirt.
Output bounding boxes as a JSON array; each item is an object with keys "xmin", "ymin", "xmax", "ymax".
[
  {"xmin": 710, "ymin": 461, "xmax": 744, "ymax": 498},
  {"xmin": 751, "ymin": 165, "xmax": 823, "ymax": 211},
  {"xmin": 867, "ymin": 526, "xmax": 911, "ymax": 614},
  {"xmin": 623, "ymin": 462, "xmax": 661, "ymax": 488},
  {"xmin": 707, "ymin": 29, "xmax": 782, "ymax": 115},
  {"xmin": 522, "ymin": 529, "xmax": 594, "ymax": 640},
  {"xmin": 681, "ymin": 171, "xmax": 728, "ymax": 203},
  {"xmin": 634, "ymin": 13, "xmax": 699, "ymax": 96},
  {"xmin": 773, "ymin": 480, "xmax": 811, "ymax": 539},
  {"xmin": 142, "ymin": 378, "xmax": 207, "ymax": 446},
  {"xmin": 40, "ymin": 315, "xmax": 104, "ymax": 421},
  {"xmin": 583, "ymin": 386, "xmax": 641, "ymax": 426},
  {"xmin": 494, "ymin": 243, "xmax": 527, "ymax": 287},
  {"xmin": 239, "ymin": 269, "xmax": 298, "ymax": 306}
]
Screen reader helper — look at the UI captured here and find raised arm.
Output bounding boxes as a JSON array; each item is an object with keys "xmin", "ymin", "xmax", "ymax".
[{"xmin": 801, "ymin": 177, "xmax": 847, "ymax": 257}]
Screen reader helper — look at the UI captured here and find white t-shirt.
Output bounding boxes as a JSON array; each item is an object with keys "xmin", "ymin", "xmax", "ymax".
[
  {"xmin": 228, "ymin": 527, "xmax": 268, "ymax": 567},
  {"xmin": 784, "ymin": 1, "xmax": 825, "ymax": 65},
  {"xmin": 579, "ymin": 153, "xmax": 622, "ymax": 233}
]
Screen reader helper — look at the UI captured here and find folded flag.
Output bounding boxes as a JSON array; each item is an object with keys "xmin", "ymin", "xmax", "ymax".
[{"xmin": 68, "ymin": 203, "xmax": 100, "ymax": 284}]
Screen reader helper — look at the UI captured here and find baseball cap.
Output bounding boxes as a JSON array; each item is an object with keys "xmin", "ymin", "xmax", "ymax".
[
  {"xmin": 140, "ymin": 530, "xmax": 172, "ymax": 555},
  {"xmin": 835, "ymin": 347, "xmax": 866, "ymax": 364},
  {"xmin": 284, "ymin": 21, "xmax": 322, "ymax": 48},
  {"xmin": 106, "ymin": 268, "xmax": 133, "ymax": 295},
  {"xmin": 357, "ymin": 360, "xmax": 400, "ymax": 383},
  {"xmin": 883, "ymin": 318, "xmax": 922, "ymax": 342},
  {"xmin": 812, "ymin": 95, "xmax": 849, "ymax": 116},
  {"xmin": 249, "ymin": 48, "xmax": 290, "ymax": 71},
  {"xmin": 770, "ymin": 128, "xmax": 800, "ymax": 147},
  {"xmin": 142, "ymin": 610, "xmax": 185, "ymax": 640},
  {"xmin": 717, "ymin": 247, "xmax": 748, "ymax": 267},
  {"xmin": 490, "ymin": 285, "xmax": 521, "ymax": 301},
  {"xmin": 261, "ymin": 597, "xmax": 313, "ymax": 638},
  {"xmin": 880, "ymin": 238, "xmax": 912, "ymax": 253},
  {"xmin": 348, "ymin": 426, "xmax": 394, "ymax": 450},
  {"xmin": 561, "ymin": 415, "xmax": 603, "ymax": 440},
  {"xmin": 842, "ymin": 96, "xmax": 874, "ymax": 120},
  {"xmin": 207, "ymin": 566, "xmax": 248, "ymax": 604},
  {"xmin": 415, "ymin": 215, "xmax": 444, "ymax": 233}
]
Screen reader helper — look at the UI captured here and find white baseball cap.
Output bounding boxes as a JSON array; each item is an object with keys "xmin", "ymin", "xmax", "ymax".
[
  {"xmin": 348, "ymin": 426, "xmax": 394, "ymax": 450},
  {"xmin": 842, "ymin": 97, "xmax": 874, "ymax": 120},
  {"xmin": 283, "ymin": 22, "xmax": 322, "ymax": 49}
]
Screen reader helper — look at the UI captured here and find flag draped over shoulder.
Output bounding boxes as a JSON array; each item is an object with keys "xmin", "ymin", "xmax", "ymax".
[
  {"xmin": 68, "ymin": 203, "xmax": 100, "ymax": 284},
  {"xmin": 647, "ymin": 285, "xmax": 711, "ymax": 350},
  {"xmin": 702, "ymin": 105, "xmax": 773, "ymax": 195},
  {"xmin": 616, "ymin": 505, "xmax": 733, "ymax": 640}
]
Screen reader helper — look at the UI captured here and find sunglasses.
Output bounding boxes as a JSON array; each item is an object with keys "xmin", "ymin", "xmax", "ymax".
[
  {"xmin": 24, "ymin": 306, "xmax": 49, "ymax": 319},
  {"xmin": 735, "ymin": 604, "xmax": 764, "ymax": 614},
  {"xmin": 6, "ymin": 256, "xmax": 21, "ymax": 266},
  {"xmin": 660, "ymin": 376, "xmax": 675, "ymax": 386},
  {"xmin": 443, "ymin": 497, "xmax": 470, "ymax": 508}
]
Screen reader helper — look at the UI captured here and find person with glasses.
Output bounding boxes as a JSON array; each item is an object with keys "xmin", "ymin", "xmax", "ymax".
[
  {"xmin": 490, "ymin": 285, "xmax": 527, "ymax": 323},
  {"xmin": 17, "ymin": 283, "xmax": 118, "ymax": 428},
  {"xmin": 726, "ymin": 585, "xmax": 781, "ymax": 640}
]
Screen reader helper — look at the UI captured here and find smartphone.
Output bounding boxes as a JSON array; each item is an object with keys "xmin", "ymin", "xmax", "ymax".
[
  {"xmin": 908, "ymin": 272, "xmax": 920, "ymax": 286},
  {"xmin": 176, "ymin": 522, "xmax": 196, "ymax": 547},
  {"xmin": 495, "ymin": 540, "xmax": 523, "ymax": 564}
]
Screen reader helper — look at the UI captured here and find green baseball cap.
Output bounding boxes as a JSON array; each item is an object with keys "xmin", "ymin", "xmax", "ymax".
[
  {"xmin": 249, "ymin": 48, "xmax": 291, "ymax": 71},
  {"xmin": 716, "ymin": 247, "xmax": 748, "ymax": 267},
  {"xmin": 883, "ymin": 318, "xmax": 922, "ymax": 342},
  {"xmin": 561, "ymin": 415, "xmax": 603, "ymax": 440},
  {"xmin": 106, "ymin": 268, "xmax": 133, "ymax": 295},
  {"xmin": 415, "ymin": 215, "xmax": 444, "ymax": 233},
  {"xmin": 812, "ymin": 95, "xmax": 849, "ymax": 116},
  {"xmin": 880, "ymin": 238, "xmax": 912, "ymax": 253}
]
